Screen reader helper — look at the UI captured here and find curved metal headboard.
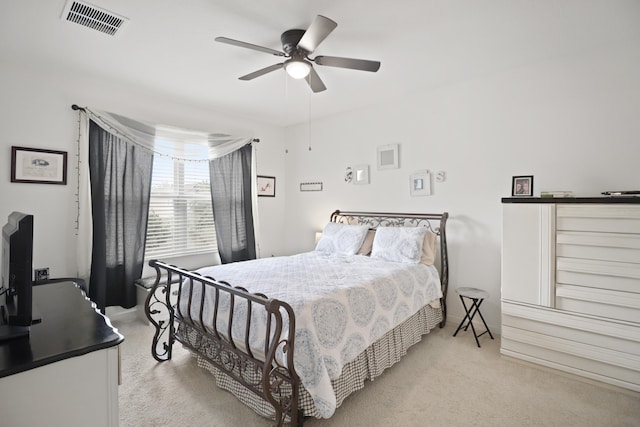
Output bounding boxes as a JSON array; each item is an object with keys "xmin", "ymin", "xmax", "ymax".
[{"xmin": 330, "ymin": 209, "xmax": 449, "ymax": 327}]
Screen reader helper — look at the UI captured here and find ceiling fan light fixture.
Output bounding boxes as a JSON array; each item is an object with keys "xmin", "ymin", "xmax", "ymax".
[
  {"xmin": 284, "ymin": 59, "xmax": 311, "ymax": 79},
  {"xmin": 216, "ymin": 15, "xmax": 379, "ymax": 92}
]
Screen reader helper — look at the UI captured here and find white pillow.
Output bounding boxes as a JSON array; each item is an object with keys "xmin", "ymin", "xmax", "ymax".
[
  {"xmin": 371, "ymin": 226, "xmax": 428, "ymax": 263},
  {"xmin": 315, "ymin": 222, "xmax": 369, "ymax": 256}
]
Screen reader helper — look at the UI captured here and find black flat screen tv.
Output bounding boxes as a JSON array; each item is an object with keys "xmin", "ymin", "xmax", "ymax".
[{"xmin": 1, "ymin": 211, "xmax": 35, "ymax": 341}]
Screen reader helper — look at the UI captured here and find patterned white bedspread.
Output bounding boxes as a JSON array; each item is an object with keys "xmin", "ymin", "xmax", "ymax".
[{"xmin": 184, "ymin": 251, "xmax": 442, "ymax": 418}]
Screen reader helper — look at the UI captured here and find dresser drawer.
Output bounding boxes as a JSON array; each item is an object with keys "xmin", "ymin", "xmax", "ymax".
[
  {"xmin": 556, "ymin": 204, "xmax": 640, "ymax": 233},
  {"xmin": 556, "ymin": 283, "xmax": 640, "ymax": 324}
]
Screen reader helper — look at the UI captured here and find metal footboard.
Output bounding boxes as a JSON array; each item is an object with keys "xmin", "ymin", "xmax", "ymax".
[{"xmin": 144, "ymin": 260, "xmax": 302, "ymax": 426}]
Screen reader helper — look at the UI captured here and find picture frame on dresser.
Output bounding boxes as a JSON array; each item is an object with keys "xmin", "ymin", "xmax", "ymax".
[{"xmin": 511, "ymin": 175, "xmax": 533, "ymax": 196}]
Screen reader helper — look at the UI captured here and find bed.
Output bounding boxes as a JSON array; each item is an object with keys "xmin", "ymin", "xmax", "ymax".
[{"xmin": 144, "ymin": 210, "xmax": 449, "ymax": 426}]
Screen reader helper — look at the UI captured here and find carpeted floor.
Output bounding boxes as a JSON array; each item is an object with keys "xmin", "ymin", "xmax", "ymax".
[{"xmin": 113, "ymin": 314, "xmax": 640, "ymax": 426}]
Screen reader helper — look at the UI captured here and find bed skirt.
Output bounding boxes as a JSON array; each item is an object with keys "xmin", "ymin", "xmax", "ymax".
[{"xmin": 180, "ymin": 304, "xmax": 443, "ymax": 421}]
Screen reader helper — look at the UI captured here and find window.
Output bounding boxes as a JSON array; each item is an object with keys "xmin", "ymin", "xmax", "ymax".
[{"xmin": 144, "ymin": 140, "xmax": 217, "ymax": 259}]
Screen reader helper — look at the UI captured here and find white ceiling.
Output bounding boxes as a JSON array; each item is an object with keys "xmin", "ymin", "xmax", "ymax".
[{"xmin": 2, "ymin": 1, "xmax": 639, "ymax": 127}]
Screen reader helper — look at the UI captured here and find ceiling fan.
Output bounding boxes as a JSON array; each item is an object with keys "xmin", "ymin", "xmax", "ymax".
[{"xmin": 215, "ymin": 15, "xmax": 381, "ymax": 93}]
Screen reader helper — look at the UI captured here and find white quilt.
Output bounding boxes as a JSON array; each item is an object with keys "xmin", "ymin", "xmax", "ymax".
[{"xmin": 184, "ymin": 251, "xmax": 442, "ymax": 418}]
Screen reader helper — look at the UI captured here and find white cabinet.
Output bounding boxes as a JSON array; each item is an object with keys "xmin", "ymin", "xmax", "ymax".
[
  {"xmin": 0, "ymin": 282, "xmax": 123, "ymax": 426},
  {"xmin": 501, "ymin": 200, "xmax": 640, "ymax": 392},
  {"xmin": 0, "ymin": 347, "xmax": 120, "ymax": 427}
]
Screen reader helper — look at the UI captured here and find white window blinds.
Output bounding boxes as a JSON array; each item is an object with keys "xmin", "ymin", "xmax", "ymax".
[{"xmin": 144, "ymin": 140, "xmax": 217, "ymax": 260}]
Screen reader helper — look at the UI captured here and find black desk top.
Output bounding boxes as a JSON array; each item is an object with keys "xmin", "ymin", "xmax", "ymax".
[{"xmin": 0, "ymin": 281, "xmax": 124, "ymax": 378}]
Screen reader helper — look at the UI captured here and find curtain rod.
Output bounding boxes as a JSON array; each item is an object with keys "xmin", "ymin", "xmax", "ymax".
[{"xmin": 71, "ymin": 104, "xmax": 259, "ymax": 142}]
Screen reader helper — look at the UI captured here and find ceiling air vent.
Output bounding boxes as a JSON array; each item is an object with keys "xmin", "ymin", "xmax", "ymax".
[{"xmin": 61, "ymin": 0, "xmax": 129, "ymax": 36}]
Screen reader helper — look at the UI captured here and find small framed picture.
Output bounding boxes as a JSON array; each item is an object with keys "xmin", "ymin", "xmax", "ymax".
[
  {"xmin": 300, "ymin": 182, "xmax": 323, "ymax": 192},
  {"xmin": 410, "ymin": 171, "xmax": 432, "ymax": 196},
  {"xmin": 377, "ymin": 144, "xmax": 399, "ymax": 170},
  {"xmin": 257, "ymin": 175, "xmax": 275, "ymax": 197},
  {"xmin": 11, "ymin": 146, "xmax": 68, "ymax": 185},
  {"xmin": 353, "ymin": 164, "xmax": 370, "ymax": 185},
  {"xmin": 512, "ymin": 175, "xmax": 533, "ymax": 197}
]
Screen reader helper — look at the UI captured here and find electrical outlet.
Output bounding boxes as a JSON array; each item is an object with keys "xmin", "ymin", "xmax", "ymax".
[{"xmin": 34, "ymin": 268, "xmax": 50, "ymax": 281}]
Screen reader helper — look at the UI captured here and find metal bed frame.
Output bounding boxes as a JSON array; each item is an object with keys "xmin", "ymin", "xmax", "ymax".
[{"xmin": 144, "ymin": 210, "xmax": 449, "ymax": 426}]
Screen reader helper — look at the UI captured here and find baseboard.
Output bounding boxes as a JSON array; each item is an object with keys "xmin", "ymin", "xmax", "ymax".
[
  {"xmin": 105, "ymin": 306, "xmax": 138, "ymax": 323},
  {"xmin": 500, "ymin": 352, "xmax": 640, "ymax": 397}
]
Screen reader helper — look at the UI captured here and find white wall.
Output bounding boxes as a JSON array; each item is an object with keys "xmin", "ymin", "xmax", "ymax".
[
  {"xmin": 3, "ymin": 3, "xmax": 639, "ymax": 336},
  {"xmin": 0, "ymin": 63, "xmax": 287, "ymax": 281},
  {"xmin": 283, "ymin": 39, "xmax": 640, "ymax": 333}
]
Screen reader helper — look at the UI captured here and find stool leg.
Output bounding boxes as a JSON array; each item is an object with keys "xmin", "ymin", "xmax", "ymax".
[
  {"xmin": 453, "ymin": 296, "xmax": 473, "ymax": 337},
  {"xmin": 466, "ymin": 299, "xmax": 493, "ymax": 347},
  {"xmin": 466, "ymin": 299, "xmax": 482, "ymax": 347},
  {"xmin": 463, "ymin": 299, "xmax": 480, "ymax": 332},
  {"xmin": 474, "ymin": 301, "xmax": 494, "ymax": 340}
]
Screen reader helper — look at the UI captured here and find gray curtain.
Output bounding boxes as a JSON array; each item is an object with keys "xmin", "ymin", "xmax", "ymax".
[
  {"xmin": 209, "ymin": 143, "xmax": 256, "ymax": 263},
  {"xmin": 88, "ymin": 120, "xmax": 153, "ymax": 310}
]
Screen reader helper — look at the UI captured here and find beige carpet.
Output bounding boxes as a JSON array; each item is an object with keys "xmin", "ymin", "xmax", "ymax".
[{"xmin": 114, "ymin": 315, "xmax": 640, "ymax": 426}]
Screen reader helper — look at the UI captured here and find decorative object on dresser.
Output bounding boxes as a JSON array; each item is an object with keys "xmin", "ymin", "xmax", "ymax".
[
  {"xmin": 144, "ymin": 210, "xmax": 449, "ymax": 426},
  {"xmin": 511, "ymin": 175, "xmax": 533, "ymax": 196},
  {"xmin": 10, "ymin": 146, "xmax": 67, "ymax": 185},
  {"xmin": 540, "ymin": 190, "xmax": 574, "ymax": 198},
  {"xmin": 501, "ymin": 197, "xmax": 640, "ymax": 392},
  {"xmin": 602, "ymin": 190, "xmax": 640, "ymax": 196}
]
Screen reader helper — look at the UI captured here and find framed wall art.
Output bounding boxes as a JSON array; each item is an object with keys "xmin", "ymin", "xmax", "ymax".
[
  {"xmin": 300, "ymin": 182, "xmax": 323, "ymax": 192},
  {"xmin": 377, "ymin": 144, "xmax": 399, "ymax": 170},
  {"xmin": 410, "ymin": 171, "xmax": 432, "ymax": 196},
  {"xmin": 353, "ymin": 164, "xmax": 370, "ymax": 185},
  {"xmin": 512, "ymin": 175, "xmax": 533, "ymax": 197},
  {"xmin": 257, "ymin": 175, "xmax": 276, "ymax": 197},
  {"xmin": 11, "ymin": 146, "xmax": 68, "ymax": 185}
]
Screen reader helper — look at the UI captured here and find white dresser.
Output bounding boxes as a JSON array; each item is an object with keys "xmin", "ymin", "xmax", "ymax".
[
  {"xmin": 501, "ymin": 198, "xmax": 640, "ymax": 392},
  {"xmin": 0, "ymin": 282, "xmax": 123, "ymax": 426}
]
